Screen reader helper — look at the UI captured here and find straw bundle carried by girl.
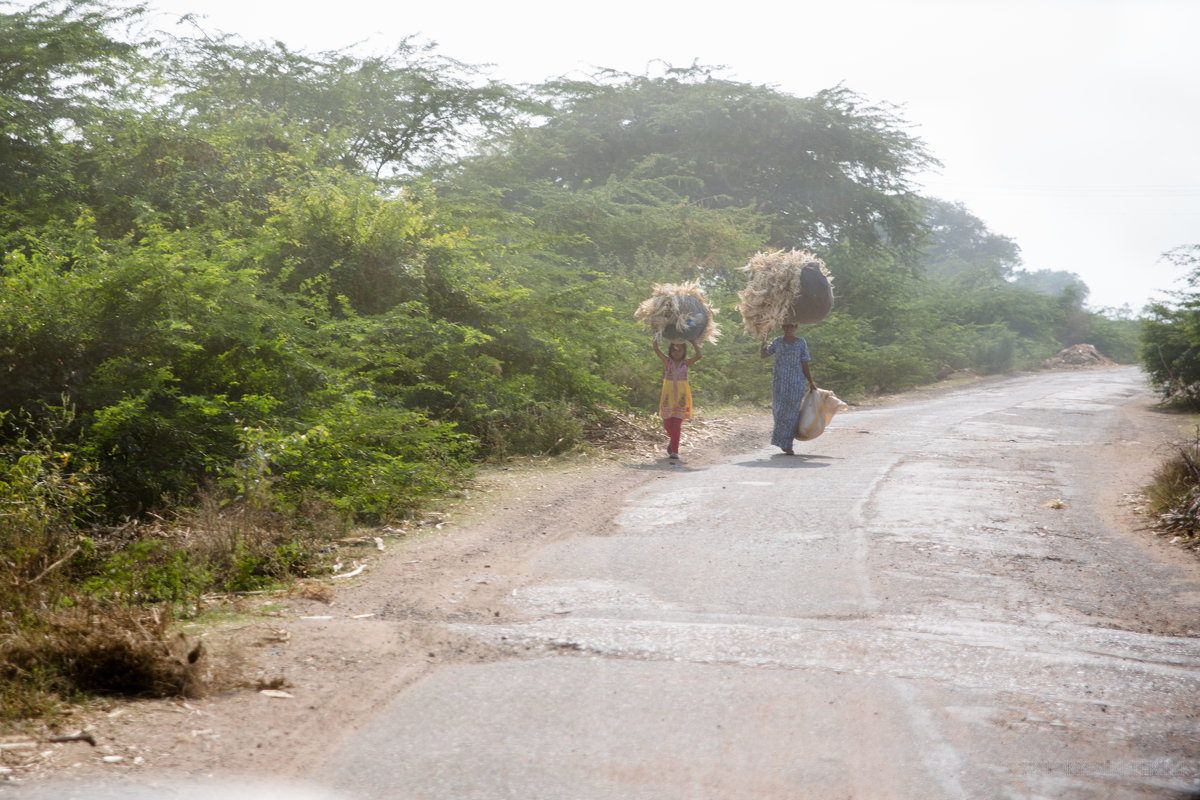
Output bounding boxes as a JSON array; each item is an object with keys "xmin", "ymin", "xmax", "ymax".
[
  {"xmin": 736, "ymin": 249, "xmax": 834, "ymax": 339},
  {"xmin": 634, "ymin": 281, "xmax": 720, "ymax": 344}
]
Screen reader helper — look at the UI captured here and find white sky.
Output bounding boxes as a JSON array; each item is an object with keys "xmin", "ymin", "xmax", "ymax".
[{"xmin": 143, "ymin": 0, "xmax": 1200, "ymax": 314}]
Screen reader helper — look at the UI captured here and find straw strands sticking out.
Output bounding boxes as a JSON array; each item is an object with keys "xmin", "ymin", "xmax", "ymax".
[
  {"xmin": 633, "ymin": 281, "xmax": 720, "ymax": 344},
  {"xmin": 736, "ymin": 249, "xmax": 833, "ymax": 339}
]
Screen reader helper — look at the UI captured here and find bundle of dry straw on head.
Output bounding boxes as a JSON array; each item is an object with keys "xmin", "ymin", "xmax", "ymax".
[
  {"xmin": 736, "ymin": 249, "xmax": 834, "ymax": 339},
  {"xmin": 633, "ymin": 281, "xmax": 720, "ymax": 344}
]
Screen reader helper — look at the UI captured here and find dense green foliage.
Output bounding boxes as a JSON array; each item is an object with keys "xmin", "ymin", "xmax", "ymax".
[{"xmin": 2, "ymin": 1, "xmax": 1143, "ymax": 538}]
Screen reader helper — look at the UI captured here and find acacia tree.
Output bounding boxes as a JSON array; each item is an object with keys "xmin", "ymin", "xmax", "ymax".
[
  {"xmin": 448, "ymin": 66, "xmax": 940, "ymax": 342},
  {"xmin": 462, "ymin": 68, "xmax": 935, "ymax": 257},
  {"xmin": 1141, "ymin": 245, "xmax": 1200, "ymax": 407},
  {"xmin": 0, "ymin": 0, "xmax": 149, "ymax": 217},
  {"xmin": 165, "ymin": 32, "xmax": 527, "ymax": 180},
  {"xmin": 919, "ymin": 199, "xmax": 1021, "ymax": 287}
]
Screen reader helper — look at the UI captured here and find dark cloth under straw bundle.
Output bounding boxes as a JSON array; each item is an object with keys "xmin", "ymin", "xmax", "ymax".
[
  {"xmin": 736, "ymin": 249, "xmax": 834, "ymax": 339},
  {"xmin": 634, "ymin": 282, "xmax": 720, "ymax": 343}
]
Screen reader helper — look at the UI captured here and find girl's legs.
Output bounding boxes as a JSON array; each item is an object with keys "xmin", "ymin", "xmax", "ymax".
[{"xmin": 662, "ymin": 416, "xmax": 683, "ymax": 455}]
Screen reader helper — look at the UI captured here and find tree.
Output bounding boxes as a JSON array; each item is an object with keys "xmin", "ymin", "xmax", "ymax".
[
  {"xmin": 166, "ymin": 32, "xmax": 526, "ymax": 180},
  {"xmin": 1010, "ymin": 268, "xmax": 1088, "ymax": 299},
  {"xmin": 456, "ymin": 67, "xmax": 936, "ymax": 257},
  {"xmin": 0, "ymin": 0, "xmax": 149, "ymax": 214},
  {"xmin": 443, "ymin": 66, "xmax": 941, "ymax": 401},
  {"xmin": 1140, "ymin": 245, "xmax": 1200, "ymax": 407},
  {"xmin": 918, "ymin": 198, "xmax": 1021, "ymax": 287}
]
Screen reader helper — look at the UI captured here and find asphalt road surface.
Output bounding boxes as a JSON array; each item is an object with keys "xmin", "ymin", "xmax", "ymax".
[
  {"xmin": 322, "ymin": 367, "xmax": 1200, "ymax": 799},
  {"xmin": 14, "ymin": 368, "xmax": 1200, "ymax": 800}
]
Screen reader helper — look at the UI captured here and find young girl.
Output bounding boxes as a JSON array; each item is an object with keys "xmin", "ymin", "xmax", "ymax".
[{"xmin": 653, "ymin": 337, "xmax": 702, "ymax": 458}]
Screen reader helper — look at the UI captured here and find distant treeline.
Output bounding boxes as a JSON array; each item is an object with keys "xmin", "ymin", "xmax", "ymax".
[{"xmin": 2, "ymin": 1, "xmax": 1143, "ymax": 528}]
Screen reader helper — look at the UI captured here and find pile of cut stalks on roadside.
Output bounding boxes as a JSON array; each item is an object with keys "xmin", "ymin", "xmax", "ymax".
[{"xmin": 1144, "ymin": 425, "xmax": 1200, "ymax": 553}]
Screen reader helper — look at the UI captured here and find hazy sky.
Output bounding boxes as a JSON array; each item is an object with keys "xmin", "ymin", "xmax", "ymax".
[{"xmin": 143, "ymin": 0, "xmax": 1200, "ymax": 313}]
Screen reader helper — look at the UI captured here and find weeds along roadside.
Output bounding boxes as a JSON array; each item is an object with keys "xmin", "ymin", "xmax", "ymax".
[
  {"xmin": 0, "ymin": 420, "xmax": 432, "ymax": 727},
  {"xmin": 0, "ymin": 476, "xmax": 341, "ymax": 726},
  {"xmin": 0, "ymin": 403, "xmax": 663, "ymax": 727},
  {"xmin": 1141, "ymin": 416, "xmax": 1200, "ymax": 554}
]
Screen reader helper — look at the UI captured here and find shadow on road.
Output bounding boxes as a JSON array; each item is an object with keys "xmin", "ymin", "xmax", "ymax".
[
  {"xmin": 624, "ymin": 459, "xmax": 709, "ymax": 472},
  {"xmin": 735, "ymin": 454, "xmax": 836, "ymax": 468}
]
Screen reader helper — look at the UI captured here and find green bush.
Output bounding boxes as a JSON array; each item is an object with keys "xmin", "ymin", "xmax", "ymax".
[
  {"xmin": 83, "ymin": 391, "xmax": 253, "ymax": 518},
  {"xmin": 478, "ymin": 398, "xmax": 585, "ymax": 457},
  {"xmin": 973, "ymin": 327, "xmax": 1018, "ymax": 374},
  {"xmin": 251, "ymin": 393, "xmax": 474, "ymax": 522},
  {"xmin": 1140, "ymin": 248, "xmax": 1200, "ymax": 407},
  {"xmin": 0, "ymin": 408, "xmax": 95, "ymax": 621},
  {"xmin": 857, "ymin": 344, "xmax": 933, "ymax": 394},
  {"xmin": 83, "ymin": 539, "xmax": 210, "ymax": 611}
]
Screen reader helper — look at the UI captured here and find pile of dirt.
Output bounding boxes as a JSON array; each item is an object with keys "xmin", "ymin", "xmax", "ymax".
[{"xmin": 1041, "ymin": 344, "xmax": 1114, "ymax": 369}]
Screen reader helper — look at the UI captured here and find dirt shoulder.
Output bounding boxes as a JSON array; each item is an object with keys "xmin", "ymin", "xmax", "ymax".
[
  {"xmin": 1, "ymin": 410, "xmax": 769, "ymax": 790},
  {"xmin": 3, "ymin": 372, "xmax": 1194, "ymax": 790}
]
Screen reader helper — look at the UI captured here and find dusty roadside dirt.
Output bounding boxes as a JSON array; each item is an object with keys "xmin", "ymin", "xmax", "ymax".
[
  {"xmin": 1, "ymin": 410, "xmax": 768, "ymax": 789},
  {"xmin": 3, "ymin": 372, "xmax": 1195, "ymax": 791}
]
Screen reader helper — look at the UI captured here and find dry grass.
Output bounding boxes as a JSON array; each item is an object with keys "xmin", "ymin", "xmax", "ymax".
[
  {"xmin": 291, "ymin": 581, "xmax": 336, "ymax": 604},
  {"xmin": 1145, "ymin": 437, "xmax": 1200, "ymax": 543},
  {"xmin": 0, "ymin": 493, "xmax": 346, "ymax": 722},
  {"xmin": 736, "ymin": 249, "xmax": 834, "ymax": 339},
  {"xmin": 1137, "ymin": 426, "xmax": 1200, "ymax": 555},
  {"xmin": 633, "ymin": 282, "xmax": 721, "ymax": 344},
  {"xmin": 581, "ymin": 406, "xmax": 663, "ymax": 451},
  {"xmin": 0, "ymin": 602, "xmax": 207, "ymax": 721}
]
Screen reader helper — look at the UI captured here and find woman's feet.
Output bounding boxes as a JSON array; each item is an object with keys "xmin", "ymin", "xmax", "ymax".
[
  {"xmin": 667, "ymin": 450, "xmax": 679, "ymax": 459},
  {"xmin": 780, "ymin": 448, "xmax": 795, "ymax": 455}
]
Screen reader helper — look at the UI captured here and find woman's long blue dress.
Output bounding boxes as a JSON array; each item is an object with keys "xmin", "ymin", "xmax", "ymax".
[{"xmin": 766, "ymin": 336, "xmax": 810, "ymax": 450}]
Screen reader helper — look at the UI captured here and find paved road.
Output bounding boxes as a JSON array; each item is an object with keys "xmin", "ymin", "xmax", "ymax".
[{"xmin": 321, "ymin": 368, "xmax": 1200, "ymax": 799}]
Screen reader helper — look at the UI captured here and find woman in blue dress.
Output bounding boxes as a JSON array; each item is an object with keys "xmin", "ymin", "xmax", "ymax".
[{"xmin": 760, "ymin": 323, "xmax": 815, "ymax": 455}]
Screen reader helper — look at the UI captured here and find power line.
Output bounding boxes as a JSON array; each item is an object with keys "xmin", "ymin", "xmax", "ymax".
[{"xmin": 918, "ymin": 180, "xmax": 1200, "ymax": 199}]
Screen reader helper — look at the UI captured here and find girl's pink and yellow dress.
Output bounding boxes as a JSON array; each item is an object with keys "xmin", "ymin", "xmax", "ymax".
[{"xmin": 659, "ymin": 359, "xmax": 692, "ymax": 421}]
